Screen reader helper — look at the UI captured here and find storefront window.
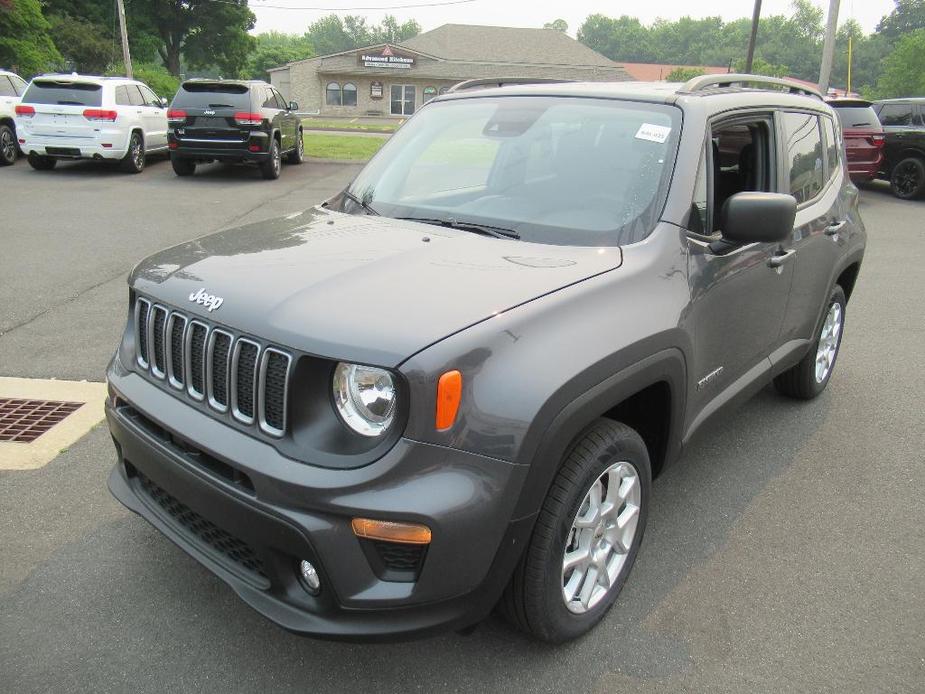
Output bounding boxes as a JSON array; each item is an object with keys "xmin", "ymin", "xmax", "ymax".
[
  {"xmin": 326, "ymin": 82, "xmax": 342, "ymax": 106},
  {"xmin": 423, "ymin": 86, "xmax": 437, "ymax": 103},
  {"xmin": 343, "ymin": 83, "xmax": 358, "ymax": 107}
]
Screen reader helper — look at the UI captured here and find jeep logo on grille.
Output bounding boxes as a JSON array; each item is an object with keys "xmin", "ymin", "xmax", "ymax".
[{"xmin": 188, "ymin": 288, "xmax": 224, "ymax": 312}]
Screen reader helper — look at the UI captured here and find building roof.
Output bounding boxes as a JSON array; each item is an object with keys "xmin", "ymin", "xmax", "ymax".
[
  {"xmin": 399, "ymin": 24, "xmax": 620, "ymax": 68},
  {"xmin": 619, "ymin": 63, "xmax": 729, "ymax": 81}
]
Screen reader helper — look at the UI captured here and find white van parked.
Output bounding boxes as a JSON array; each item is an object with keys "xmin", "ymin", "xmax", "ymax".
[
  {"xmin": 0, "ymin": 70, "xmax": 28, "ymax": 166},
  {"xmin": 15, "ymin": 74, "xmax": 169, "ymax": 173}
]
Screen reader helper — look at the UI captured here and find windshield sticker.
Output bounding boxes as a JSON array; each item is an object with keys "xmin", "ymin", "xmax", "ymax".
[{"xmin": 635, "ymin": 123, "xmax": 672, "ymax": 144}]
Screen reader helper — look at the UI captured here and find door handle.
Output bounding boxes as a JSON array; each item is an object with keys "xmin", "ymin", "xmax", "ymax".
[
  {"xmin": 768, "ymin": 249, "xmax": 796, "ymax": 268},
  {"xmin": 825, "ymin": 220, "xmax": 847, "ymax": 235}
]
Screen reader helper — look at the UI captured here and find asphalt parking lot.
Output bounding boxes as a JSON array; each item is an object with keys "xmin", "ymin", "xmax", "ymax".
[{"xmin": 1, "ymin": 157, "xmax": 923, "ymax": 693}]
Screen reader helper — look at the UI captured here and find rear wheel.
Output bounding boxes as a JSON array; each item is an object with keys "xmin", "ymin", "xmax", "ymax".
[
  {"xmin": 0, "ymin": 124, "xmax": 16, "ymax": 166},
  {"xmin": 889, "ymin": 157, "xmax": 925, "ymax": 200},
  {"xmin": 500, "ymin": 419, "xmax": 651, "ymax": 642},
  {"xmin": 171, "ymin": 156, "xmax": 196, "ymax": 177},
  {"xmin": 774, "ymin": 285, "xmax": 847, "ymax": 399},
  {"xmin": 27, "ymin": 152, "xmax": 56, "ymax": 170},
  {"xmin": 120, "ymin": 132, "xmax": 145, "ymax": 173},
  {"xmin": 285, "ymin": 129, "xmax": 303, "ymax": 164},
  {"xmin": 261, "ymin": 138, "xmax": 281, "ymax": 180}
]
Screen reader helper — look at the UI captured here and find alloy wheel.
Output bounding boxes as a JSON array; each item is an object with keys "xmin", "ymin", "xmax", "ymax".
[
  {"xmin": 893, "ymin": 161, "xmax": 921, "ymax": 197},
  {"xmin": 815, "ymin": 301, "xmax": 843, "ymax": 383},
  {"xmin": 562, "ymin": 461, "xmax": 641, "ymax": 614},
  {"xmin": 1, "ymin": 128, "xmax": 15, "ymax": 164},
  {"xmin": 132, "ymin": 136, "xmax": 144, "ymax": 169}
]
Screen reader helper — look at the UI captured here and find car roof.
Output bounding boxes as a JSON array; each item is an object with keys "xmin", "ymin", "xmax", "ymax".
[
  {"xmin": 434, "ymin": 78, "xmax": 830, "ymax": 115},
  {"xmin": 32, "ymin": 74, "xmax": 143, "ymax": 86},
  {"xmin": 180, "ymin": 79, "xmax": 269, "ymax": 88}
]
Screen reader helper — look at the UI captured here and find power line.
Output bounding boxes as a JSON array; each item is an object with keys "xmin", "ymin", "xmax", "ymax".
[{"xmin": 247, "ymin": 0, "xmax": 476, "ymax": 10}]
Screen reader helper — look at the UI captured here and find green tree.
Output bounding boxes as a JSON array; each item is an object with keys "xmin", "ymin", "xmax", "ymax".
[
  {"xmin": 877, "ymin": 0, "xmax": 925, "ymax": 38},
  {"xmin": 665, "ymin": 67, "xmax": 706, "ymax": 81},
  {"xmin": 544, "ymin": 19, "xmax": 568, "ymax": 33},
  {"xmin": 304, "ymin": 14, "xmax": 420, "ymax": 56},
  {"xmin": 0, "ymin": 0, "xmax": 63, "ymax": 77},
  {"xmin": 246, "ymin": 31, "xmax": 314, "ymax": 79},
  {"xmin": 132, "ymin": 0, "xmax": 256, "ymax": 76},
  {"xmin": 733, "ymin": 56, "xmax": 789, "ymax": 78},
  {"xmin": 47, "ymin": 13, "xmax": 114, "ymax": 73},
  {"xmin": 875, "ymin": 28, "xmax": 925, "ymax": 97}
]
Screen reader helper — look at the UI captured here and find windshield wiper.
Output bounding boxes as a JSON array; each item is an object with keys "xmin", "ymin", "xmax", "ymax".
[
  {"xmin": 397, "ymin": 216, "xmax": 520, "ymax": 240},
  {"xmin": 342, "ymin": 190, "xmax": 379, "ymax": 216}
]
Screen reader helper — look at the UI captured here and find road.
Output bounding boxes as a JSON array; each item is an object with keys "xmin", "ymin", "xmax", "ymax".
[{"xmin": 0, "ymin": 158, "xmax": 922, "ymax": 693}]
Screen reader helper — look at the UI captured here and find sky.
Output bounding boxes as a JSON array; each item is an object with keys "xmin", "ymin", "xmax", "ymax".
[{"xmin": 249, "ymin": 0, "xmax": 897, "ymax": 37}]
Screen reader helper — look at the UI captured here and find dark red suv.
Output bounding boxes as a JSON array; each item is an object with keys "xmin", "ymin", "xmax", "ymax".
[{"xmin": 827, "ymin": 99, "xmax": 884, "ymax": 182}]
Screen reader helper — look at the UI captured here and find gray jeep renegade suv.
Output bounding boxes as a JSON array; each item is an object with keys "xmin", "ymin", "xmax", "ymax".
[{"xmin": 106, "ymin": 75, "xmax": 866, "ymax": 642}]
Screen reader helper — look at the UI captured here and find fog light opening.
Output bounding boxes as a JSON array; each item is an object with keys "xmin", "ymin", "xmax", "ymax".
[{"xmin": 298, "ymin": 559, "xmax": 321, "ymax": 595}]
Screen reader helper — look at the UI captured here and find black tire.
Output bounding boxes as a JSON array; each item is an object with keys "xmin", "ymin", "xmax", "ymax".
[
  {"xmin": 171, "ymin": 156, "xmax": 196, "ymax": 177},
  {"xmin": 889, "ymin": 156, "xmax": 925, "ymax": 200},
  {"xmin": 27, "ymin": 152, "xmax": 56, "ymax": 170},
  {"xmin": 774, "ymin": 285, "xmax": 847, "ymax": 399},
  {"xmin": 120, "ymin": 131, "xmax": 145, "ymax": 173},
  {"xmin": 284, "ymin": 129, "xmax": 303, "ymax": 164},
  {"xmin": 261, "ymin": 138, "xmax": 282, "ymax": 179},
  {"xmin": 0, "ymin": 123, "xmax": 16, "ymax": 166},
  {"xmin": 500, "ymin": 419, "xmax": 651, "ymax": 642}
]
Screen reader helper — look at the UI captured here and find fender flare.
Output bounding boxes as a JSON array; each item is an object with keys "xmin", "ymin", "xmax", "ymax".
[{"xmin": 510, "ymin": 347, "xmax": 687, "ymax": 520}]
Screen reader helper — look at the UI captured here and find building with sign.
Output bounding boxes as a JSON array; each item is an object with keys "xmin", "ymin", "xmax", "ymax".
[{"xmin": 268, "ymin": 24, "xmax": 631, "ymax": 118}]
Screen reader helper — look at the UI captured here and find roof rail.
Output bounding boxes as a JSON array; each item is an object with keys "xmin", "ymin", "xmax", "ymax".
[
  {"xmin": 446, "ymin": 77, "xmax": 574, "ymax": 94},
  {"xmin": 679, "ymin": 73, "xmax": 822, "ymax": 99}
]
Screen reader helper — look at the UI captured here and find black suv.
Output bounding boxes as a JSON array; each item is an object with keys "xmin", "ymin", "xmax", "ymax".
[
  {"xmin": 106, "ymin": 75, "xmax": 865, "ymax": 642},
  {"xmin": 167, "ymin": 80, "xmax": 303, "ymax": 179},
  {"xmin": 873, "ymin": 98, "xmax": 925, "ymax": 199}
]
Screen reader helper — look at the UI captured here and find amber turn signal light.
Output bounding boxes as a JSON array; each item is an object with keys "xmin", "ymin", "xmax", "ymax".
[
  {"xmin": 351, "ymin": 518, "xmax": 432, "ymax": 545},
  {"xmin": 435, "ymin": 370, "xmax": 462, "ymax": 430}
]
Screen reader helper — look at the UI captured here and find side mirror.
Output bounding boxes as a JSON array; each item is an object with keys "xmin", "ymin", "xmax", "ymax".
[
  {"xmin": 159, "ymin": 97, "xmax": 168, "ymax": 108},
  {"xmin": 289, "ymin": 101, "xmax": 299, "ymax": 111},
  {"xmin": 719, "ymin": 192, "xmax": 796, "ymax": 244}
]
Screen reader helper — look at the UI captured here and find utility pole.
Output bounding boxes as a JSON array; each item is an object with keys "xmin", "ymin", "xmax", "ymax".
[
  {"xmin": 116, "ymin": 0, "xmax": 133, "ymax": 78},
  {"xmin": 818, "ymin": 0, "xmax": 841, "ymax": 94},
  {"xmin": 745, "ymin": 0, "xmax": 762, "ymax": 73}
]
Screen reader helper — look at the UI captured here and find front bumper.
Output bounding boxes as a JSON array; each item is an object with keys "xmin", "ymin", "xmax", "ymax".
[{"xmin": 106, "ymin": 359, "xmax": 531, "ymax": 639}]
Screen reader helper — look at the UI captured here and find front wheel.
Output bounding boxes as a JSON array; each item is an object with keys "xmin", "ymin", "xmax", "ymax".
[
  {"xmin": 774, "ymin": 285, "xmax": 847, "ymax": 399},
  {"xmin": 261, "ymin": 138, "xmax": 281, "ymax": 180},
  {"xmin": 285, "ymin": 129, "xmax": 303, "ymax": 164},
  {"xmin": 500, "ymin": 419, "xmax": 651, "ymax": 642},
  {"xmin": 27, "ymin": 152, "xmax": 56, "ymax": 170},
  {"xmin": 890, "ymin": 157, "xmax": 925, "ymax": 200},
  {"xmin": 0, "ymin": 124, "xmax": 17, "ymax": 166},
  {"xmin": 120, "ymin": 131, "xmax": 145, "ymax": 173}
]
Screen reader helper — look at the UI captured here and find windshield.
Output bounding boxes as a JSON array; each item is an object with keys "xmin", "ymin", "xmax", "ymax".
[{"xmin": 345, "ymin": 96, "xmax": 681, "ymax": 246}]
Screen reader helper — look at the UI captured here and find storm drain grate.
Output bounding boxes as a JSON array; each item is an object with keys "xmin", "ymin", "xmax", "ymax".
[{"xmin": 0, "ymin": 398, "xmax": 84, "ymax": 443}]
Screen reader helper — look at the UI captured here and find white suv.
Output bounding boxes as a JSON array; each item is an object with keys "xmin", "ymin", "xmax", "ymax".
[
  {"xmin": 15, "ymin": 74, "xmax": 169, "ymax": 173},
  {"xmin": 0, "ymin": 70, "xmax": 28, "ymax": 166}
]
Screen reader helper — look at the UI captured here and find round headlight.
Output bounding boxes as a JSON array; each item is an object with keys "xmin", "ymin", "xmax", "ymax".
[{"xmin": 333, "ymin": 362, "xmax": 397, "ymax": 437}]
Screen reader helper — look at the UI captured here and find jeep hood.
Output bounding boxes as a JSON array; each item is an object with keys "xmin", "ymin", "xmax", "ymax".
[{"xmin": 130, "ymin": 207, "xmax": 622, "ymax": 367}]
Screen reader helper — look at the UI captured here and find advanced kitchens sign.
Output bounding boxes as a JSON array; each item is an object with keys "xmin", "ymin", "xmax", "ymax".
[{"xmin": 359, "ymin": 45, "xmax": 415, "ymax": 69}]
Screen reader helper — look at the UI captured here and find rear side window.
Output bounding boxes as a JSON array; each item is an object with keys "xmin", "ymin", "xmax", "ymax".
[
  {"xmin": 115, "ymin": 85, "xmax": 131, "ymax": 106},
  {"xmin": 171, "ymin": 83, "xmax": 253, "ymax": 110},
  {"xmin": 11, "ymin": 75, "xmax": 27, "ymax": 96},
  {"xmin": 832, "ymin": 106, "xmax": 880, "ymax": 129},
  {"xmin": 126, "ymin": 85, "xmax": 145, "ymax": 107},
  {"xmin": 22, "ymin": 81, "xmax": 103, "ymax": 107},
  {"xmin": 0, "ymin": 76, "xmax": 16, "ymax": 97},
  {"xmin": 877, "ymin": 103, "xmax": 913, "ymax": 126},
  {"xmin": 780, "ymin": 112, "xmax": 825, "ymax": 205}
]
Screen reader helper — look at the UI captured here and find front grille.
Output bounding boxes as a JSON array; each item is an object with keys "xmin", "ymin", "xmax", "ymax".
[
  {"xmin": 150, "ymin": 306, "xmax": 167, "ymax": 377},
  {"xmin": 134, "ymin": 297, "xmax": 292, "ymax": 438},
  {"xmin": 135, "ymin": 469, "xmax": 269, "ymax": 587}
]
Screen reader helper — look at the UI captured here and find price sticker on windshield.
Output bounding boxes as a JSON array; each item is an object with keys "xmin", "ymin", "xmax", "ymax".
[{"xmin": 635, "ymin": 123, "xmax": 672, "ymax": 144}]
